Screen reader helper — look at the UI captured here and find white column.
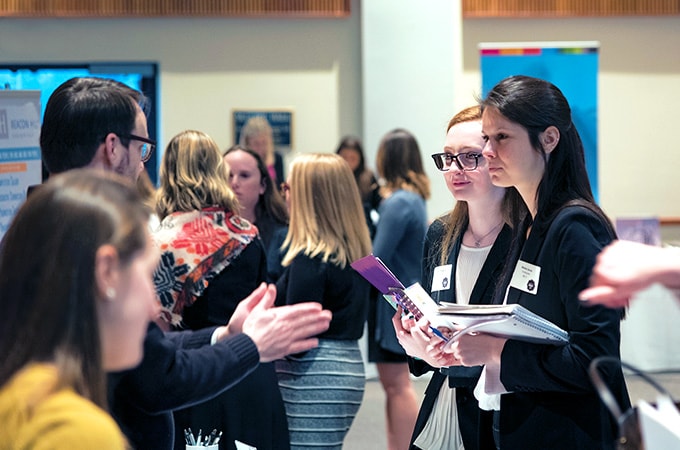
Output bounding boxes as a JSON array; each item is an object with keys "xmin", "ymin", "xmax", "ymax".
[
  {"xmin": 361, "ymin": 0, "xmax": 463, "ymax": 221},
  {"xmin": 360, "ymin": 0, "xmax": 463, "ymax": 378}
]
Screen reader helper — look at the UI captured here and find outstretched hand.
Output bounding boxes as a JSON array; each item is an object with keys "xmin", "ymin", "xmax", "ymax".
[
  {"xmin": 227, "ymin": 282, "xmax": 269, "ymax": 335},
  {"xmin": 579, "ymin": 240, "xmax": 680, "ymax": 308},
  {"xmin": 238, "ymin": 285, "xmax": 332, "ymax": 362}
]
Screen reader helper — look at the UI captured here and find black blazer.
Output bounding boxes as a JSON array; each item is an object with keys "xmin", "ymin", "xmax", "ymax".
[
  {"xmin": 498, "ymin": 206, "xmax": 630, "ymax": 450},
  {"xmin": 107, "ymin": 325, "xmax": 259, "ymax": 450},
  {"xmin": 409, "ymin": 221, "xmax": 512, "ymax": 450}
]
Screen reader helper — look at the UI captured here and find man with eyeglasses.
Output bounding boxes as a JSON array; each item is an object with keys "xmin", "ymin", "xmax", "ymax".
[{"xmin": 39, "ymin": 77, "xmax": 332, "ymax": 450}]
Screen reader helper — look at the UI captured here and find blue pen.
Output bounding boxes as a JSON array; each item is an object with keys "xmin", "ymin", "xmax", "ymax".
[
  {"xmin": 392, "ymin": 288, "xmax": 449, "ymax": 343},
  {"xmin": 429, "ymin": 325, "xmax": 449, "ymax": 343}
]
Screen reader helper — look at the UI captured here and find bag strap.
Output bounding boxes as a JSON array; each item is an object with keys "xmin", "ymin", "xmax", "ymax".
[{"xmin": 589, "ymin": 356, "xmax": 674, "ymax": 422}]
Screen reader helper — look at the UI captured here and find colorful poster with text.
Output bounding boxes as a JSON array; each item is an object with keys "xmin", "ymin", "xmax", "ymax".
[
  {"xmin": 0, "ymin": 90, "xmax": 41, "ymax": 239},
  {"xmin": 480, "ymin": 42, "xmax": 599, "ymax": 200}
]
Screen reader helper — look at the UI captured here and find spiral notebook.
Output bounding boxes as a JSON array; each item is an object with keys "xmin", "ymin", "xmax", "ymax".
[
  {"xmin": 437, "ymin": 302, "xmax": 569, "ymax": 345},
  {"xmin": 350, "ymin": 254, "xmax": 453, "ymax": 341}
]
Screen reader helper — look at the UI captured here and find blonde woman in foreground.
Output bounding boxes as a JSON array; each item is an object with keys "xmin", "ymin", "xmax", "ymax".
[{"xmin": 275, "ymin": 153, "xmax": 372, "ymax": 450}]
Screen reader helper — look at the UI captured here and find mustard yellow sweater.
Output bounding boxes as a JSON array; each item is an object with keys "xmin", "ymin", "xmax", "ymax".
[{"xmin": 0, "ymin": 364, "xmax": 126, "ymax": 450}]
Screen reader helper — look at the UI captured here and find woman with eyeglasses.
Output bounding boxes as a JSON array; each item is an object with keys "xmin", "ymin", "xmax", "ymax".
[
  {"xmin": 274, "ymin": 153, "xmax": 372, "ymax": 449},
  {"xmin": 368, "ymin": 128, "xmax": 430, "ymax": 450},
  {"xmin": 441, "ymin": 76, "xmax": 630, "ymax": 449},
  {"xmin": 392, "ymin": 106, "xmax": 524, "ymax": 450}
]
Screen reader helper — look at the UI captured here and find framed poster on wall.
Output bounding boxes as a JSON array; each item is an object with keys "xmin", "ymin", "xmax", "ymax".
[{"xmin": 232, "ymin": 109, "xmax": 294, "ymax": 155}]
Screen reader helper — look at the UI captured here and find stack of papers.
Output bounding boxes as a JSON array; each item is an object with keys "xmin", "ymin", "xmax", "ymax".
[
  {"xmin": 351, "ymin": 254, "xmax": 569, "ymax": 346},
  {"xmin": 437, "ymin": 302, "xmax": 569, "ymax": 345}
]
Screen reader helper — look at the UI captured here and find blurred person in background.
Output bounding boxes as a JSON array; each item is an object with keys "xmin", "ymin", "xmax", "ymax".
[
  {"xmin": 336, "ymin": 135, "xmax": 381, "ymax": 238},
  {"xmin": 370, "ymin": 128, "xmax": 430, "ymax": 450},
  {"xmin": 239, "ymin": 116, "xmax": 285, "ymax": 185},
  {"xmin": 224, "ymin": 145, "xmax": 289, "ymax": 282}
]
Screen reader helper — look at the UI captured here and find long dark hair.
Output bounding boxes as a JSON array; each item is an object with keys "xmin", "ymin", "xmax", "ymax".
[
  {"xmin": 376, "ymin": 128, "xmax": 431, "ymax": 200},
  {"xmin": 481, "ymin": 75, "xmax": 615, "ymax": 303},
  {"xmin": 0, "ymin": 169, "xmax": 149, "ymax": 408},
  {"xmin": 481, "ymin": 75, "xmax": 612, "ymax": 231},
  {"xmin": 336, "ymin": 136, "xmax": 366, "ymax": 179},
  {"xmin": 223, "ymin": 145, "xmax": 288, "ymax": 227}
]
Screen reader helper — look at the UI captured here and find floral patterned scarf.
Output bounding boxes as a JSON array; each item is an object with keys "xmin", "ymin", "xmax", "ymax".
[{"xmin": 152, "ymin": 207, "xmax": 258, "ymax": 327}]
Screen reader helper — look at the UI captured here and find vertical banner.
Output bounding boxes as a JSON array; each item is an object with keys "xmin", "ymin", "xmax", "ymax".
[
  {"xmin": 0, "ymin": 90, "xmax": 41, "ymax": 239},
  {"xmin": 480, "ymin": 42, "xmax": 599, "ymax": 200}
]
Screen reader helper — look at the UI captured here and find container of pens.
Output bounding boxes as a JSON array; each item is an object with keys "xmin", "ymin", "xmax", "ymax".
[{"xmin": 185, "ymin": 428, "xmax": 221, "ymax": 449}]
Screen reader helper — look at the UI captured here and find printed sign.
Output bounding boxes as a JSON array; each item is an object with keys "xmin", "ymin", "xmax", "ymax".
[{"xmin": 0, "ymin": 90, "xmax": 41, "ymax": 239}]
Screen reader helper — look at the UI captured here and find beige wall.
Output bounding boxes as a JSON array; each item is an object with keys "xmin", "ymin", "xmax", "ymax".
[
  {"xmin": 458, "ymin": 17, "xmax": 680, "ymax": 225},
  {"xmin": 1, "ymin": 10, "xmax": 679, "ymax": 226},
  {"xmin": 0, "ymin": 11, "xmax": 362, "ymax": 165}
]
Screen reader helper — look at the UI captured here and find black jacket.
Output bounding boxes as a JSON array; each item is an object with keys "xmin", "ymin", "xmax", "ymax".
[
  {"xmin": 107, "ymin": 315, "xmax": 259, "ymax": 449},
  {"xmin": 498, "ymin": 206, "xmax": 630, "ymax": 450},
  {"xmin": 409, "ymin": 221, "xmax": 512, "ymax": 450}
]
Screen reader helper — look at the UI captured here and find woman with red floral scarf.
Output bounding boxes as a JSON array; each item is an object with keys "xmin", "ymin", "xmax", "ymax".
[{"xmin": 153, "ymin": 130, "xmax": 289, "ymax": 450}]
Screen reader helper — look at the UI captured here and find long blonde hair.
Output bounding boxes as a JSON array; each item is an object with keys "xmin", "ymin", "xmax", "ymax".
[
  {"xmin": 437, "ymin": 107, "xmax": 481, "ymax": 265},
  {"xmin": 282, "ymin": 153, "xmax": 372, "ymax": 268},
  {"xmin": 155, "ymin": 130, "xmax": 239, "ymax": 219},
  {"xmin": 239, "ymin": 116, "xmax": 275, "ymax": 166},
  {"xmin": 435, "ymin": 106, "xmax": 520, "ymax": 265}
]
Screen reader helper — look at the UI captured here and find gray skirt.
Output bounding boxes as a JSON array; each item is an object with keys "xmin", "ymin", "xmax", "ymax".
[{"xmin": 275, "ymin": 339, "xmax": 366, "ymax": 450}]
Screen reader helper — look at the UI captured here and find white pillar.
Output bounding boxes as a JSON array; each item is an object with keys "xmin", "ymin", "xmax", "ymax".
[
  {"xmin": 361, "ymin": 0, "xmax": 463, "ymax": 221},
  {"xmin": 360, "ymin": 0, "xmax": 463, "ymax": 378}
]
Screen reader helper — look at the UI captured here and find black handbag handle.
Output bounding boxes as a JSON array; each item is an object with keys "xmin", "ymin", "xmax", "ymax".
[{"xmin": 589, "ymin": 356, "xmax": 674, "ymax": 422}]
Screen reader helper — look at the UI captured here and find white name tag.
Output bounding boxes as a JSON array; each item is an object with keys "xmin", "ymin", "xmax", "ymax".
[
  {"xmin": 431, "ymin": 264, "xmax": 453, "ymax": 292},
  {"xmin": 509, "ymin": 260, "xmax": 541, "ymax": 295}
]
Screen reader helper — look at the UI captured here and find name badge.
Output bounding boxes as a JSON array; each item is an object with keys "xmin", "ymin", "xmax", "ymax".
[
  {"xmin": 431, "ymin": 264, "xmax": 452, "ymax": 292},
  {"xmin": 509, "ymin": 260, "xmax": 541, "ymax": 295}
]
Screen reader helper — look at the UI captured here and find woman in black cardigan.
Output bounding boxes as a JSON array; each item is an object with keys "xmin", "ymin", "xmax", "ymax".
[{"xmin": 393, "ymin": 106, "xmax": 522, "ymax": 450}]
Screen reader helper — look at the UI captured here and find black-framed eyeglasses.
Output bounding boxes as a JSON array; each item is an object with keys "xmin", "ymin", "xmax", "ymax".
[
  {"xmin": 126, "ymin": 134, "xmax": 156, "ymax": 163},
  {"xmin": 431, "ymin": 152, "xmax": 482, "ymax": 172}
]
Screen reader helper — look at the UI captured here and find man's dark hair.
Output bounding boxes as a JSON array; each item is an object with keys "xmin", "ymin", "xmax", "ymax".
[{"xmin": 40, "ymin": 77, "xmax": 147, "ymax": 174}]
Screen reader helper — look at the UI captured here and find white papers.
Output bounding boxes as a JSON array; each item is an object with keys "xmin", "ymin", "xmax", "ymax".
[
  {"xmin": 351, "ymin": 254, "xmax": 568, "ymax": 346},
  {"xmin": 638, "ymin": 396, "xmax": 680, "ymax": 449},
  {"xmin": 402, "ymin": 283, "xmax": 456, "ymax": 330}
]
